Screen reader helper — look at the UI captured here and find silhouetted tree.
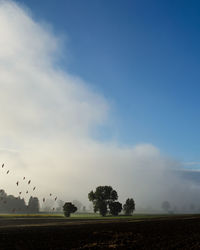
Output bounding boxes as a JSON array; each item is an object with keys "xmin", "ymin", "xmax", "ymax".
[
  {"xmin": 63, "ymin": 202, "xmax": 77, "ymax": 217},
  {"xmin": 123, "ymin": 198, "xmax": 135, "ymax": 215},
  {"xmin": 109, "ymin": 201, "xmax": 122, "ymax": 216},
  {"xmin": 28, "ymin": 197, "xmax": 39, "ymax": 213},
  {"xmin": 88, "ymin": 186, "xmax": 118, "ymax": 216},
  {"xmin": 161, "ymin": 201, "xmax": 171, "ymax": 213},
  {"xmin": 0, "ymin": 189, "xmax": 39, "ymax": 213}
]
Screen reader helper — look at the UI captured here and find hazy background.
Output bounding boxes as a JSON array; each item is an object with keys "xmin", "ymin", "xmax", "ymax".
[{"xmin": 0, "ymin": 0, "xmax": 200, "ymax": 211}]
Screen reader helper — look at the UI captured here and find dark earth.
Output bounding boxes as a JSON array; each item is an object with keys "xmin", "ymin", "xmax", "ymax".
[{"xmin": 0, "ymin": 215, "xmax": 200, "ymax": 249}]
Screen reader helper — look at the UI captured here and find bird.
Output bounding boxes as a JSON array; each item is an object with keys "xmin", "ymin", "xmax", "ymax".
[
  {"xmin": 28, "ymin": 180, "xmax": 31, "ymax": 185},
  {"xmin": 26, "ymin": 191, "xmax": 28, "ymax": 194},
  {"xmin": 55, "ymin": 197, "xmax": 57, "ymax": 201},
  {"xmin": 23, "ymin": 177, "xmax": 25, "ymax": 180},
  {"xmin": 2, "ymin": 164, "xmax": 4, "ymax": 168},
  {"xmin": 52, "ymin": 208, "xmax": 55, "ymax": 211},
  {"xmin": 43, "ymin": 198, "xmax": 45, "ymax": 202},
  {"xmin": 6, "ymin": 170, "xmax": 9, "ymax": 174},
  {"xmin": 33, "ymin": 187, "xmax": 36, "ymax": 191},
  {"xmin": 50, "ymin": 193, "xmax": 52, "ymax": 196},
  {"xmin": 16, "ymin": 181, "xmax": 19, "ymax": 186},
  {"xmin": 19, "ymin": 192, "xmax": 22, "ymax": 195}
]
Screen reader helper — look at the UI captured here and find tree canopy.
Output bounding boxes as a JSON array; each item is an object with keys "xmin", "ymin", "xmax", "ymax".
[
  {"xmin": 0, "ymin": 189, "xmax": 30, "ymax": 213},
  {"xmin": 28, "ymin": 196, "xmax": 39, "ymax": 213},
  {"xmin": 123, "ymin": 198, "xmax": 135, "ymax": 215},
  {"xmin": 63, "ymin": 202, "xmax": 77, "ymax": 217},
  {"xmin": 109, "ymin": 201, "xmax": 122, "ymax": 216},
  {"xmin": 88, "ymin": 186, "xmax": 119, "ymax": 216}
]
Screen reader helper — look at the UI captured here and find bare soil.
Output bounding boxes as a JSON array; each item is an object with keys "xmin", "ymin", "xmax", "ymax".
[{"xmin": 0, "ymin": 215, "xmax": 200, "ymax": 249}]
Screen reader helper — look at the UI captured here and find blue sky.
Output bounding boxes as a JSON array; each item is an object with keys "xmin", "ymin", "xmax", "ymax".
[{"xmin": 15, "ymin": 0, "xmax": 200, "ymax": 163}]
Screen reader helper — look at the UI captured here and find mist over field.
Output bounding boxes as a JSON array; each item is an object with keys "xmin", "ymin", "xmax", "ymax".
[{"xmin": 0, "ymin": 0, "xmax": 200, "ymax": 211}]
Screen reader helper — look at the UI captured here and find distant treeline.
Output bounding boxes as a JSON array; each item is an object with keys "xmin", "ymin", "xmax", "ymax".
[{"xmin": 0, "ymin": 189, "xmax": 39, "ymax": 213}]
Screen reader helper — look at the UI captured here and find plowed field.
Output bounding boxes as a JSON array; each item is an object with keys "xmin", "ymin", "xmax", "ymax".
[{"xmin": 0, "ymin": 215, "xmax": 200, "ymax": 249}]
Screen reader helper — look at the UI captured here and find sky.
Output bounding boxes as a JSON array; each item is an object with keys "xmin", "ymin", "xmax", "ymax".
[
  {"xmin": 1, "ymin": 0, "xmax": 200, "ymax": 210},
  {"xmin": 14, "ymin": 0, "xmax": 200, "ymax": 164}
]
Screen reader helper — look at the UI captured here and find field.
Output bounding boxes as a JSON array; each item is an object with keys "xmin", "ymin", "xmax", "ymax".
[{"xmin": 0, "ymin": 214, "xmax": 200, "ymax": 249}]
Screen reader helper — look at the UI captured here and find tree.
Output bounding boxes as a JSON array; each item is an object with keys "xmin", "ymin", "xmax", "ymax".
[
  {"xmin": 28, "ymin": 197, "xmax": 39, "ymax": 213},
  {"xmin": 88, "ymin": 186, "xmax": 118, "ymax": 216},
  {"xmin": 0, "ymin": 189, "xmax": 31, "ymax": 213},
  {"xmin": 123, "ymin": 198, "xmax": 135, "ymax": 215},
  {"xmin": 161, "ymin": 201, "xmax": 171, "ymax": 213},
  {"xmin": 63, "ymin": 202, "xmax": 77, "ymax": 217},
  {"xmin": 109, "ymin": 201, "xmax": 122, "ymax": 216}
]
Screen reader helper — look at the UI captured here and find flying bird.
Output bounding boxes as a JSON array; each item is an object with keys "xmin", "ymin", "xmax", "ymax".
[
  {"xmin": 23, "ymin": 177, "xmax": 25, "ymax": 180},
  {"xmin": 2, "ymin": 164, "xmax": 4, "ymax": 168},
  {"xmin": 52, "ymin": 208, "xmax": 55, "ymax": 211},
  {"xmin": 26, "ymin": 191, "xmax": 28, "ymax": 194},
  {"xmin": 55, "ymin": 197, "xmax": 57, "ymax": 201},
  {"xmin": 6, "ymin": 170, "xmax": 9, "ymax": 174},
  {"xmin": 16, "ymin": 181, "xmax": 19, "ymax": 186},
  {"xmin": 33, "ymin": 187, "xmax": 36, "ymax": 191},
  {"xmin": 43, "ymin": 198, "xmax": 45, "ymax": 202},
  {"xmin": 50, "ymin": 193, "xmax": 52, "ymax": 196},
  {"xmin": 28, "ymin": 180, "xmax": 31, "ymax": 185},
  {"xmin": 19, "ymin": 192, "xmax": 22, "ymax": 195}
]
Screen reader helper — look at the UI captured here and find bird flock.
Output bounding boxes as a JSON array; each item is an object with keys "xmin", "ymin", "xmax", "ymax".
[{"xmin": 0, "ymin": 163, "xmax": 59, "ymax": 213}]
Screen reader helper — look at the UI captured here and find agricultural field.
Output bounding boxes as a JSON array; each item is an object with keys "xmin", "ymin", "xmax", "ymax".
[{"xmin": 0, "ymin": 214, "xmax": 200, "ymax": 249}]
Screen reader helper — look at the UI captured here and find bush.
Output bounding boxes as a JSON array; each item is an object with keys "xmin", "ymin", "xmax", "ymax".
[{"xmin": 63, "ymin": 202, "xmax": 77, "ymax": 217}]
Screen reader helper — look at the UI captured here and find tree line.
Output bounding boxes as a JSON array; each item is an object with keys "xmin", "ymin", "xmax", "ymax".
[
  {"xmin": 0, "ymin": 189, "xmax": 39, "ymax": 213},
  {"xmin": 0, "ymin": 186, "xmax": 134, "ymax": 217},
  {"xmin": 63, "ymin": 185, "xmax": 135, "ymax": 217}
]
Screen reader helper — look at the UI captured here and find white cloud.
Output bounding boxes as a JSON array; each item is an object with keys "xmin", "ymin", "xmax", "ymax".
[{"xmin": 0, "ymin": 1, "xmax": 199, "ymax": 210}]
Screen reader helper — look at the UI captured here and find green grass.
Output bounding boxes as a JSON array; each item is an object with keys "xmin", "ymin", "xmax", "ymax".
[
  {"xmin": 0, "ymin": 212, "xmax": 199, "ymax": 220},
  {"xmin": 0, "ymin": 212, "xmax": 165, "ymax": 220},
  {"xmin": 68, "ymin": 212, "xmax": 200, "ymax": 220},
  {"xmin": 69, "ymin": 213, "xmax": 176, "ymax": 220},
  {"xmin": 0, "ymin": 213, "xmax": 64, "ymax": 218}
]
